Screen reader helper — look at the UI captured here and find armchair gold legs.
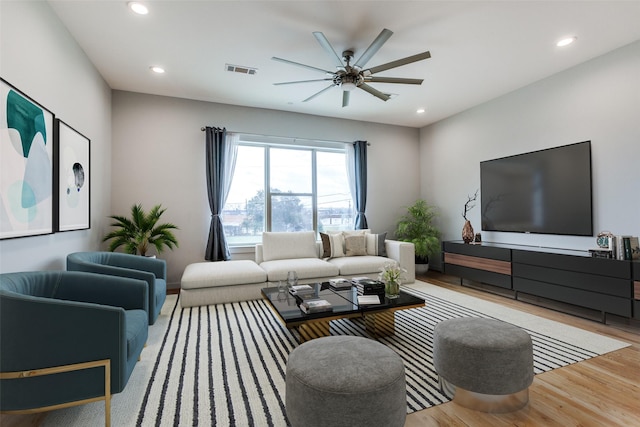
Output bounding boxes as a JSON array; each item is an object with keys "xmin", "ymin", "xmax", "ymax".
[{"xmin": 0, "ymin": 359, "xmax": 112, "ymax": 427}]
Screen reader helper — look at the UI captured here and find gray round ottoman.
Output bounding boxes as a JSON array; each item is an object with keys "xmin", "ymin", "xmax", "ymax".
[
  {"xmin": 433, "ymin": 318, "xmax": 533, "ymax": 413},
  {"xmin": 286, "ymin": 336, "xmax": 406, "ymax": 427}
]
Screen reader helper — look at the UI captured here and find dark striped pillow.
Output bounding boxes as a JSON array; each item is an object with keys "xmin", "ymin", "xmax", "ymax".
[{"xmin": 366, "ymin": 232, "xmax": 387, "ymax": 257}]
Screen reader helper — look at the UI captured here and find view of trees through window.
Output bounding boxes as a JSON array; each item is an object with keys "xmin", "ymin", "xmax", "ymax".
[{"xmin": 222, "ymin": 139, "xmax": 354, "ymax": 245}]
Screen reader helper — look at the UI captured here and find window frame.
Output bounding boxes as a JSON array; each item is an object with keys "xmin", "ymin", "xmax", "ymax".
[{"xmin": 224, "ymin": 135, "xmax": 352, "ymax": 246}]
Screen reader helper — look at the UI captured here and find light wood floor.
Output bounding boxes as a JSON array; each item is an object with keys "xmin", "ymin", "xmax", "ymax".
[
  {"xmin": 406, "ymin": 272, "xmax": 640, "ymax": 427},
  {"xmin": 2, "ymin": 273, "xmax": 639, "ymax": 426}
]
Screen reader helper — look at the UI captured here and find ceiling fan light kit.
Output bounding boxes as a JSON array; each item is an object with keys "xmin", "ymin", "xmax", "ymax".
[{"xmin": 273, "ymin": 28, "xmax": 431, "ymax": 107}]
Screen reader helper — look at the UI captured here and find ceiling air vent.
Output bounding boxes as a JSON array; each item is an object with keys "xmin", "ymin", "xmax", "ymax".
[{"xmin": 225, "ymin": 64, "xmax": 257, "ymax": 75}]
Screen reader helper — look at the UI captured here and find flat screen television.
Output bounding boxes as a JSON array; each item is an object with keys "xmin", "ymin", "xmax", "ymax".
[{"xmin": 480, "ymin": 141, "xmax": 593, "ymax": 236}]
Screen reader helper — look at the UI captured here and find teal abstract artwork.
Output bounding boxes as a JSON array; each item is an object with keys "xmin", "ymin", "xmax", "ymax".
[
  {"xmin": 7, "ymin": 89, "xmax": 47, "ymax": 157},
  {"xmin": 1, "ymin": 79, "xmax": 53, "ymax": 239}
]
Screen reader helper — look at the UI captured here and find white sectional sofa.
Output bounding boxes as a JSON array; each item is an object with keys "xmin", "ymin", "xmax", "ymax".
[{"xmin": 180, "ymin": 230, "xmax": 415, "ymax": 308}]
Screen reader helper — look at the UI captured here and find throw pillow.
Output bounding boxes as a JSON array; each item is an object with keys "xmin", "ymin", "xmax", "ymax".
[
  {"xmin": 345, "ymin": 234, "xmax": 367, "ymax": 256},
  {"xmin": 320, "ymin": 232, "xmax": 345, "ymax": 259},
  {"xmin": 366, "ymin": 232, "xmax": 388, "ymax": 257},
  {"xmin": 342, "ymin": 229, "xmax": 369, "ymax": 238}
]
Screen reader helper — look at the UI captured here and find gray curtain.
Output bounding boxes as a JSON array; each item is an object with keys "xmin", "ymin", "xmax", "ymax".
[
  {"xmin": 204, "ymin": 127, "xmax": 237, "ymax": 261},
  {"xmin": 353, "ymin": 140, "xmax": 368, "ymax": 229}
]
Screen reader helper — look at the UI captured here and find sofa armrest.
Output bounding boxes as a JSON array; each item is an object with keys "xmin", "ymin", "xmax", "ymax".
[
  {"xmin": 55, "ymin": 272, "xmax": 148, "ymax": 312},
  {"xmin": 385, "ymin": 240, "xmax": 415, "ymax": 284}
]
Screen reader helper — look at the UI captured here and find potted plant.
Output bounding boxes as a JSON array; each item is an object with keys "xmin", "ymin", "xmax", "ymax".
[
  {"xmin": 395, "ymin": 199, "xmax": 440, "ymax": 273},
  {"xmin": 379, "ymin": 263, "xmax": 407, "ymax": 299},
  {"xmin": 103, "ymin": 203, "xmax": 179, "ymax": 256}
]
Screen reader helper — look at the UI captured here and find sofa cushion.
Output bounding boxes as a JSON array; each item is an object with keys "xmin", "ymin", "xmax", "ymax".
[
  {"xmin": 320, "ymin": 232, "xmax": 346, "ymax": 259},
  {"xmin": 260, "ymin": 258, "xmax": 340, "ymax": 282},
  {"xmin": 327, "ymin": 256, "xmax": 398, "ymax": 276},
  {"xmin": 262, "ymin": 231, "xmax": 318, "ymax": 262},
  {"xmin": 345, "ymin": 234, "xmax": 367, "ymax": 256},
  {"xmin": 366, "ymin": 232, "xmax": 388, "ymax": 257},
  {"xmin": 181, "ymin": 260, "xmax": 267, "ymax": 289}
]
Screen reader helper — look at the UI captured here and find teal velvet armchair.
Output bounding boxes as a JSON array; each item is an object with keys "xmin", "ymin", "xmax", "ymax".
[
  {"xmin": 0, "ymin": 271, "xmax": 149, "ymax": 426},
  {"xmin": 67, "ymin": 251, "xmax": 167, "ymax": 325}
]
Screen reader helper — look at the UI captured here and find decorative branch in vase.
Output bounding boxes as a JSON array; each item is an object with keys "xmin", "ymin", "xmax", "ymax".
[{"xmin": 462, "ymin": 190, "xmax": 478, "ymax": 244}]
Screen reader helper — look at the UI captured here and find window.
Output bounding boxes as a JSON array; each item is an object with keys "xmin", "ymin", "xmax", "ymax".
[{"xmin": 222, "ymin": 136, "xmax": 353, "ymax": 245}]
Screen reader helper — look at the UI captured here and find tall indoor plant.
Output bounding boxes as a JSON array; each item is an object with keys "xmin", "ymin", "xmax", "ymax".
[
  {"xmin": 103, "ymin": 203, "xmax": 179, "ymax": 256},
  {"xmin": 395, "ymin": 199, "xmax": 440, "ymax": 272}
]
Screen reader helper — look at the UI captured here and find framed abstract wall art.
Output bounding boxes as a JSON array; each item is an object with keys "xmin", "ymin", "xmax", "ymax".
[
  {"xmin": 1, "ymin": 78, "xmax": 55, "ymax": 239},
  {"xmin": 54, "ymin": 119, "xmax": 90, "ymax": 232}
]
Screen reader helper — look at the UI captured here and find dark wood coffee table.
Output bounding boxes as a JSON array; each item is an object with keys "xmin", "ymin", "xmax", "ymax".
[{"xmin": 261, "ymin": 282, "xmax": 425, "ymax": 342}]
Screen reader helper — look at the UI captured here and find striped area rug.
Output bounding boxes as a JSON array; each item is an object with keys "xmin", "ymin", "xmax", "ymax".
[{"xmin": 132, "ymin": 284, "xmax": 626, "ymax": 427}]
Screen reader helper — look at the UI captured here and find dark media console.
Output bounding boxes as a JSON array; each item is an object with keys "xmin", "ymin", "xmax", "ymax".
[{"xmin": 443, "ymin": 240, "xmax": 639, "ymax": 322}]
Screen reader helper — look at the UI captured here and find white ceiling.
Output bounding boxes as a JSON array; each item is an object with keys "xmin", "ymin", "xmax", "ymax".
[{"xmin": 48, "ymin": 1, "xmax": 640, "ymax": 128}]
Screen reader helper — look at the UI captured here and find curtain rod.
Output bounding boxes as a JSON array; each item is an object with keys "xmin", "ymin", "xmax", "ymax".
[{"xmin": 200, "ymin": 127, "xmax": 369, "ymax": 146}]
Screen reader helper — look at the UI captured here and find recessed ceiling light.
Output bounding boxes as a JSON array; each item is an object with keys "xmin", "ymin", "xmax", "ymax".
[
  {"xmin": 128, "ymin": 2, "xmax": 148, "ymax": 15},
  {"xmin": 150, "ymin": 66, "xmax": 165, "ymax": 74},
  {"xmin": 416, "ymin": 108, "xmax": 426, "ymax": 114},
  {"xmin": 556, "ymin": 36, "xmax": 577, "ymax": 47}
]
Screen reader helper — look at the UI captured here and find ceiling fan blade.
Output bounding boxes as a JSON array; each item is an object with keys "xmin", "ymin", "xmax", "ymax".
[
  {"xmin": 342, "ymin": 91, "xmax": 350, "ymax": 108},
  {"xmin": 274, "ymin": 78, "xmax": 333, "ymax": 86},
  {"xmin": 365, "ymin": 51, "xmax": 431, "ymax": 75},
  {"xmin": 366, "ymin": 76, "xmax": 424, "ymax": 85},
  {"xmin": 313, "ymin": 32, "xmax": 345, "ymax": 68},
  {"xmin": 272, "ymin": 56, "xmax": 334, "ymax": 75},
  {"xmin": 354, "ymin": 28, "xmax": 393, "ymax": 69},
  {"xmin": 358, "ymin": 83, "xmax": 391, "ymax": 102},
  {"xmin": 303, "ymin": 84, "xmax": 336, "ymax": 102}
]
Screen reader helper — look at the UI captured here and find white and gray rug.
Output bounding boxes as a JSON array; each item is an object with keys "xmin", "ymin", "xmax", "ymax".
[{"xmin": 43, "ymin": 280, "xmax": 629, "ymax": 426}]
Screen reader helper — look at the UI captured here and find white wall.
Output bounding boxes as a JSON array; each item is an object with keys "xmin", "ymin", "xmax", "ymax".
[
  {"xmin": 0, "ymin": 1, "xmax": 112, "ymax": 272},
  {"xmin": 111, "ymin": 91, "xmax": 421, "ymax": 286},
  {"xmin": 421, "ymin": 41, "xmax": 640, "ymax": 270}
]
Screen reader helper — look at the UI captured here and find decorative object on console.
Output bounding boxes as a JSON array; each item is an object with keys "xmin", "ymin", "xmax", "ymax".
[
  {"xmin": 624, "ymin": 237, "xmax": 640, "ymax": 260},
  {"xmin": 461, "ymin": 190, "xmax": 478, "ymax": 244},
  {"xmin": 597, "ymin": 231, "xmax": 614, "ymax": 249},
  {"xmin": 103, "ymin": 203, "xmax": 179, "ymax": 256},
  {"xmin": 380, "ymin": 263, "xmax": 405, "ymax": 299},
  {"xmin": 474, "ymin": 233, "xmax": 482, "ymax": 243},
  {"xmin": 395, "ymin": 199, "xmax": 440, "ymax": 272}
]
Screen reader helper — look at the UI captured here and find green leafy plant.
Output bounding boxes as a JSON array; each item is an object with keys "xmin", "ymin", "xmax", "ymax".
[
  {"xmin": 395, "ymin": 199, "xmax": 441, "ymax": 262},
  {"xmin": 103, "ymin": 204, "xmax": 179, "ymax": 256}
]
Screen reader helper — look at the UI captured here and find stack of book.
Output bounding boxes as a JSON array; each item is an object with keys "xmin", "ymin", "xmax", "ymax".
[
  {"xmin": 289, "ymin": 284, "xmax": 314, "ymax": 295},
  {"xmin": 299, "ymin": 299, "xmax": 333, "ymax": 314},
  {"xmin": 357, "ymin": 295, "xmax": 381, "ymax": 305},
  {"xmin": 611, "ymin": 236, "xmax": 640, "ymax": 260},
  {"xmin": 328, "ymin": 278, "xmax": 352, "ymax": 290},
  {"xmin": 589, "ymin": 249, "xmax": 614, "ymax": 259}
]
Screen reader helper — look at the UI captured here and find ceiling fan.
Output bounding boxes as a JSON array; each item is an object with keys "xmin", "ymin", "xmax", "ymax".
[{"xmin": 272, "ymin": 28, "xmax": 431, "ymax": 107}]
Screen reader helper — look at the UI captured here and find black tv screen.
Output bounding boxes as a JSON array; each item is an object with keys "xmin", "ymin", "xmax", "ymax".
[{"xmin": 480, "ymin": 141, "xmax": 593, "ymax": 236}]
